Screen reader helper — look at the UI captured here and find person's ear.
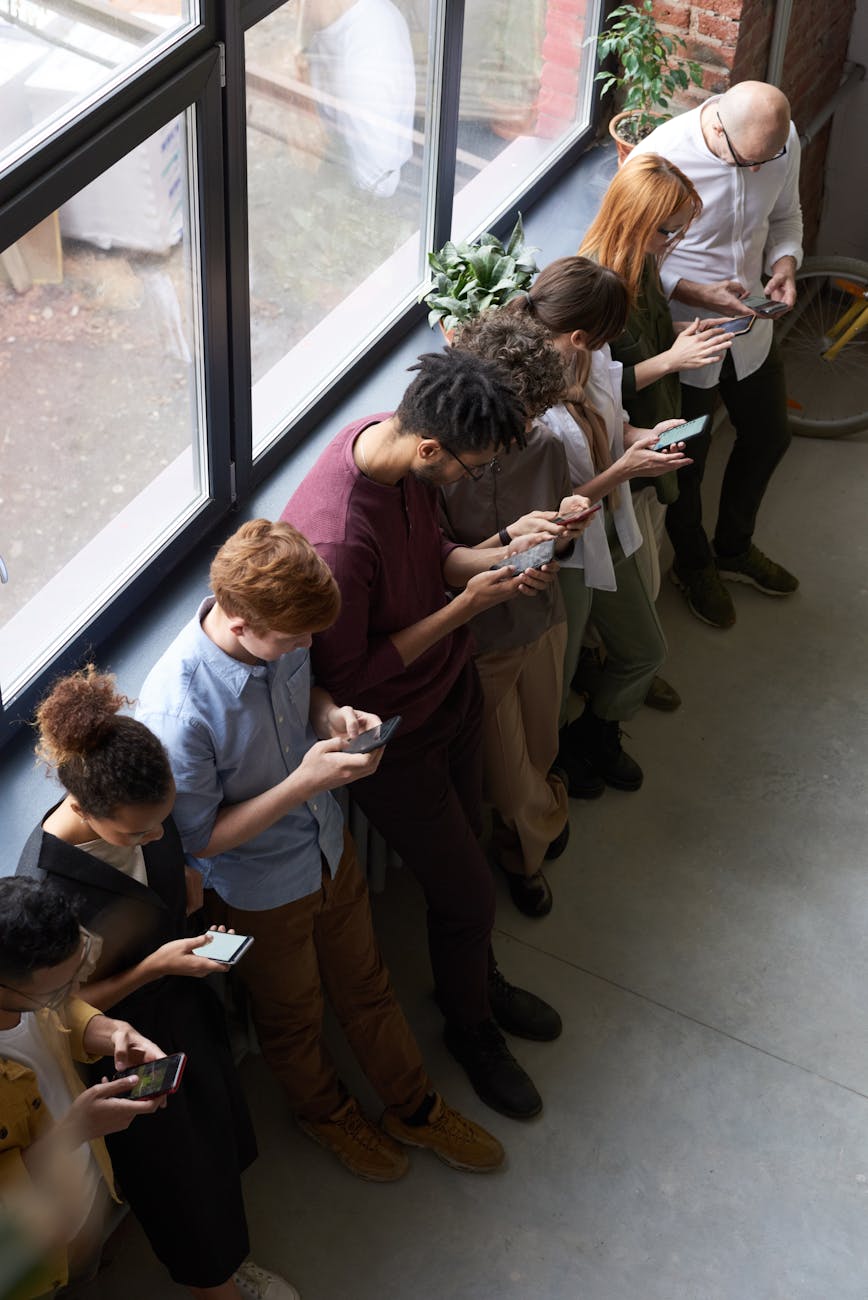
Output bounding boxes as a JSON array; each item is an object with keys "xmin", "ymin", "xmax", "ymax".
[
  {"xmin": 569, "ymin": 328, "xmax": 590, "ymax": 351},
  {"xmin": 68, "ymin": 799, "xmax": 86, "ymax": 822},
  {"xmin": 227, "ymin": 616, "xmax": 249, "ymax": 640},
  {"xmin": 416, "ymin": 438, "xmax": 443, "ymax": 463}
]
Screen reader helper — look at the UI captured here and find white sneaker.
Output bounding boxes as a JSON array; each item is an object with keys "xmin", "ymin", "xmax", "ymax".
[{"xmin": 234, "ymin": 1260, "xmax": 301, "ymax": 1300}]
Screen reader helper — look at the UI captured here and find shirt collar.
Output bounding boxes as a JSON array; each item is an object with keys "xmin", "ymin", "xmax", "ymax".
[{"xmin": 192, "ymin": 596, "xmax": 269, "ymax": 694}]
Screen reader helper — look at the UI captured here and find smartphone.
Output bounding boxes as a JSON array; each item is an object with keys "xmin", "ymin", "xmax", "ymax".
[
  {"xmin": 741, "ymin": 294, "xmax": 789, "ymax": 317},
  {"xmin": 552, "ymin": 504, "xmax": 602, "ymax": 525},
  {"xmin": 191, "ymin": 931, "xmax": 255, "ymax": 964},
  {"xmin": 343, "ymin": 715, "xmax": 403, "ymax": 754},
  {"xmin": 491, "ymin": 537, "xmax": 557, "ymax": 574},
  {"xmin": 114, "ymin": 1053, "xmax": 187, "ymax": 1099},
  {"xmin": 653, "ymin": 413, "xmax": 711, "ymax": 452},
  {"xmin": 716, "ymin": 314, "xmax": 755, "ymax": 336}
]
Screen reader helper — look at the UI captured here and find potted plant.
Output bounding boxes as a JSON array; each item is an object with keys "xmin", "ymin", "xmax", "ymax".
[
  {"xmin": 593, "ymin": 0, "xmax": 703, "ymax": 164},
  {"xmin": 421, "ymin": 214, "xmax": 539, "ymax": 339}
]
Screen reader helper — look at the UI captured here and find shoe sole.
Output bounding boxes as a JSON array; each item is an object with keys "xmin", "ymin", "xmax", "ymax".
[
  {"xmin": 716, "ymin": 568, "xmax": 798, "ymax": 595},
  {"xmin": 296, "ymin": 1118, "xmax": 409, "ymax": 1182},
  {"xmin": 601, "ymin": 773, "xmax": 643, "ymax": 792},
  {"xmin": 669, "ymin": 568, "xmax": 736, "ymax": 629},
  {"xmin": 382, "ymin": 1126, "xmax": 505, "ymax": 1173}
]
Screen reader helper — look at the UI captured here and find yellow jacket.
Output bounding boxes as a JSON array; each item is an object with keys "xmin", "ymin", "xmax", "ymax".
[{"xmin": 0, "ymin": 997, "xmax": 118, "ymax": 1297}]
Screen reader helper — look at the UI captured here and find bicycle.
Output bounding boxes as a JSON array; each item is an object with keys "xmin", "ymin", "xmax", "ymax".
[{"xmin": 778, "ymin": 255, "xmax": 868, "ymax": 438}]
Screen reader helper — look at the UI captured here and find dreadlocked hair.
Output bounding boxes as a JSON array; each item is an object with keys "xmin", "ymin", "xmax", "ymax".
[
  {"xmin": 34, "ymin": 665, "xmax": 172, "ymax": 818},
  {"xmin": 396, "ymin": 347, "xmax": 527, "ymax": 456},
  {"xmin": 0, "ymin": 879, "xmax": 82, "ymax": 984}
]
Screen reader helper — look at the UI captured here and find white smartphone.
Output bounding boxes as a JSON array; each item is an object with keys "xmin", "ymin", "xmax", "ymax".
[{"xmin": 192, "ymin": 932, "xmax": 255, "ymax": 964}]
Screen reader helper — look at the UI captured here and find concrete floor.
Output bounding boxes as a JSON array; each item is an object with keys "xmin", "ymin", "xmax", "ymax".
[{"xmin": 61, "ymin": 418, "xmax": 868, "ymax": 1300}]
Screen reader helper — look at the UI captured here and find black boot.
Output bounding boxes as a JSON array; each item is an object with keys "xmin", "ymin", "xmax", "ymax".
[
  {"xmin": 443, "ymin": 1019, "xmax": 543, "ymax": 1120},
  {"xmin": 488, "ymin": 965, "xmax": 562, "ymax": 1041},
  {"xmin": 568, "ymin": 709, "xmax": 643, "ymax": 792},
  {"xmin": 556, "ymin": 728, "xmax": 605, "ymax": 800}
]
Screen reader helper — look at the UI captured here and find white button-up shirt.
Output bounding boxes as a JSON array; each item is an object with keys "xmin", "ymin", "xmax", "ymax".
[{"xmin": 631, "ymin": 97, "xmax": 803, "ymax": 388}]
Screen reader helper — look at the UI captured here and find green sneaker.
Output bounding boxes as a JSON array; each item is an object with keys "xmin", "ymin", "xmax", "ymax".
[
  {"xmin": 715, "ymin": 545, "xmax": 799, "ymax": 595},
  {"xmin": 670, "ymin": 563, "xmax": 736, "ymax": 629}
]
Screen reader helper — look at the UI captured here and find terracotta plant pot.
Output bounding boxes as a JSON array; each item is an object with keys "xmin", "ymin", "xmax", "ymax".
[{"xmin": 607, "ymin": 110, "xmax": 668, "ymax": 166}]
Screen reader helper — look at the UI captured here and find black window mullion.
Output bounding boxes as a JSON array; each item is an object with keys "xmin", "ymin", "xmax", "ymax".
[{"xmin": 431, "ymin": 0, "xmax": 465, "ymax": 254}]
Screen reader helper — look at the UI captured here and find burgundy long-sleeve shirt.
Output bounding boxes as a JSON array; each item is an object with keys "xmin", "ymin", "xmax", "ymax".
[{"xmin": 282, "ymin": 414, "xmax": 471, "ymax": 735}]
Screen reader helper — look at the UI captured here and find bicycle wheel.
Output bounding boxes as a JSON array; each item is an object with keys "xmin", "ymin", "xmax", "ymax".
[{"xmin": 778, "ymin": 255, "xmax": 868, "ymax": 438}]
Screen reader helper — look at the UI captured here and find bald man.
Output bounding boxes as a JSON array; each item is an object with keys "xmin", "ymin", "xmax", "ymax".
[{"xmin": 631, "ymin": 81, "xmax": 802, "ymax": 628}]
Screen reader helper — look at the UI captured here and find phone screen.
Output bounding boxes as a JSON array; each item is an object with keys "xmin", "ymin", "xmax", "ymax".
[
  {"xmin": 717, "ymin": 315, "xmax": 755, "ymax": 336},
  {"xmin": 654, "ymin": 414, "xmax": 710, "ymax": 452},
  {"xmin": 742, "ymin": 294, "xmax": 788, "ymax": 316},
  {"xmin": 192, "ymin": 932, "xmax": 254, "ymax": 964},
  {"xmin": 343, "ymin": 715, "xmax": 403, "ymax": 754},
  {"xmin": 116, "ymin": 1053, "xmax": 186, "ymax": 1099},
  {"xmin": 491, "ymin": 537, "xmax": 557, "ymax": 574}
]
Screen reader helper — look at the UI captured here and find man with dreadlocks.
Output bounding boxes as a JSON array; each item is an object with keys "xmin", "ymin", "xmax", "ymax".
[{"xmin": 284, "ymin": 347, "xmax": 564, "ymax": 1121}]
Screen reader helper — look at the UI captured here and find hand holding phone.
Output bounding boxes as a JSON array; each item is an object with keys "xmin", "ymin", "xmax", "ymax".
[
  {"xmin": 716, "ymin": 314, "xmax": 755, "ymax": 337},
  {"xmin": 191, "ymin": 931, "xmax": 255, "ymax": 965},
  {"xmin": 552, "ymin": 504, "xmax": 601, "ymax": 526},
  {"xmin": 653, "ymin": 413, "xmax": 711, "ymax": 452},
  {"xmin": 741, "ymin": 293, "xmax": 789, "ymax": 318},
  {"xmin": 491, "ymin": 537, "xmax": 557, "ymax": 574},
  {"xmin": 342, "ymin": 715, "xmax": 402, "ymax": 754},
  {"xmin": 113, "ymin": 1053, "xmax": 187, "ymax": 1099}
]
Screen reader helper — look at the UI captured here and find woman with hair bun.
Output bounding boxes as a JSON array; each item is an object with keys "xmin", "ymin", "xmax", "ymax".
[{"xmin": 16, "ymin": 666, "xmax": 299, "ymax": 1300}]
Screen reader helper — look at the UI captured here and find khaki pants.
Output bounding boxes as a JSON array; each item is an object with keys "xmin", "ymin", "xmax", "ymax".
[
  {"xmin": 206, "ymin": 830, "xmax": 431, "ymax": 1121},
  {"xmin": 476, "ymin": 623, "xmax": 569, "ymax": 878}
]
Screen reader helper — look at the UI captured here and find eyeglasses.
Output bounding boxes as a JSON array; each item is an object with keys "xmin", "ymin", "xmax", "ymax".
[
  {"xmin": 656, "ymin": 224, "xmax": 686, "ymax": 242},
  {"xmin": 0, "ymin": 930, "xmax": 94, "ymax": 1012},
  {"xmin": 716, "ymin": 113, "xmax": 787, "ymax": 168},
  {"xmin": 443, "ymin": 446, "xmax": 499, "ymax": 481}
]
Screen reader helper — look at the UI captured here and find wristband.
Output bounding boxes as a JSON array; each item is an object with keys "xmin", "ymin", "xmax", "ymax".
[{"xmin": 498, "ymin": 527, "xmax": 511, "ymax": 546}]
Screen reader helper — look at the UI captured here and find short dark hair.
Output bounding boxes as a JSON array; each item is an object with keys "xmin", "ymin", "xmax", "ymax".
[
  {"xmin": 396, "ymin": 347, "xmax": 527, "ymax": 456},
  {"xmin": 454, "ymin": 309, "xmax": 567, "ymax": 416},
  {"xmin": 0, "ymin": 878, "xmax": 81, "ymax": 985}
]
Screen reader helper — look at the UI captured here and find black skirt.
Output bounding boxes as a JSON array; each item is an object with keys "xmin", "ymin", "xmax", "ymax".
[{"xmin": 88, "ymin": 976, "xmax": 257, "ymax": 1287}]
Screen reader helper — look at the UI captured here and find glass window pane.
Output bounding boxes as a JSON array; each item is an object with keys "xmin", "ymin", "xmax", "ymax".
[
  {"xmin": 246, "ymin": 0, "xmax": 433, "ymax": 454},
  {"xmin": 0, "ymin": 108, "xmax": 208, "ymax": 704},
  {"xmin": 0, "ymin": 1, "xmax": 198, "ymax": 171},
  {"xmin": 453, "ymin": 0, "xmax": 599, "ymax": 237}
]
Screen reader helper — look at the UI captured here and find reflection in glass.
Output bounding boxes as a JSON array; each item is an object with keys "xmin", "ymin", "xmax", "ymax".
[
  {"xmin": 246, "ymin": 0, "xmax": 431, "ymax": 451},
  {"xmin": 0, "ymin": 0, "xmax": 197, "ymax": 170},
  {"xmin": 453, "ymin": 0, "xmax": 597, "ymax": 237},
  {"xmin": 0, "ymin": 110, "xmax": 208, "ymax": 702}
]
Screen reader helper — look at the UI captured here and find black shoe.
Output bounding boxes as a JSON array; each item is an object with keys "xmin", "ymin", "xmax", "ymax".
[
  {"xmin": 544, "ymin": 819, "xmax": 570, "ymax": 861},
  {"xmin": 643, "ymin": 674, "xmax": 681, "ymax": 712},
  {"xmin": 566, "ymin": 711, "xmax": 643, "ymax": 792},
  {"xmin": 488, "ymin": 965, "xmax": 562, "ymax": 1041},
  {"xmin": 503, "ymin": 868, "xmax": 553, "ymax": 918},
  {"xmin": 556, "ymin": 729, "xmax": 605, "ymax": 800},
  {"xmin": 443, "ymin": 1019, "xmax": 542, "ymax": 1120}
]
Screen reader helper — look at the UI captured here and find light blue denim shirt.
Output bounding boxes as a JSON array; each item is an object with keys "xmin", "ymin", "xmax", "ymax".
[{"xmin": 136, "ymin": 599, "xmax": 345, "ymax": 909}]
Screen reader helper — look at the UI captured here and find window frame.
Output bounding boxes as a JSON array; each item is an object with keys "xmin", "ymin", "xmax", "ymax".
[{"xmin": 0, "ymin": 0, "xmax": 605, "ymax": 745}]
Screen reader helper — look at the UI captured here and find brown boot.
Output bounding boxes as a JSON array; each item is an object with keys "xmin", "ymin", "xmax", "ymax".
[
  {"xmin": 382, "ymin": 1094, "xmax": 505, "ymax": 1172},
  {"xmin": 297, "ymin": 1096, "xmax": 409, "ymax": 1181}
]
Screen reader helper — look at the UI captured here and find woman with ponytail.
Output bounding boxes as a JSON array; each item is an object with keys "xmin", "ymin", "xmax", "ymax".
[
  {"xmin": 16, "ymin": 666, "xmax": 299, "ymax": 1300},
  {"xmin": 514, "ymin": 257, "xmax": 690, "ymax": 796}
]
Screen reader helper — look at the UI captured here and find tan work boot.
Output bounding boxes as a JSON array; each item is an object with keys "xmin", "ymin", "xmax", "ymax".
[
  {"xmin": 297, "ymin": 1096, "xmax": 409, "ymax": 1181},
  {"xmin": 381, "ymin": 1093, "xmax": 505, "ymax": 1173}
]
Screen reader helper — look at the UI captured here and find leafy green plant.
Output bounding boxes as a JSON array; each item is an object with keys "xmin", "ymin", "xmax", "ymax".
[
  {"xmin": 594, "ymin": 0, "xmax": 703, "ymax": 144},
  {"xmin": 421, "ymin": 214, "xmax": 539, "ymax": 333}
]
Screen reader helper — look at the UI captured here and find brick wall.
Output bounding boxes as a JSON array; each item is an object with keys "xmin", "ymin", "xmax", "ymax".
[{"xmin": 648, "ymin": 0, "xmax": 857, "ymax": 247}]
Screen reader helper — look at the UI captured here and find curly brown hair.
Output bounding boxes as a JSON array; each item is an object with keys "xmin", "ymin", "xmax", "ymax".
[
  {"xmin": 210, "ymin": 519, "xmax": 341, "ymax": 635},
  {"xmin": 453, "ymin": 308, "xmax": 567, "ymax": 416},
  {"xmin": 35, "ymin": 665, "xmax": 172, "ymax": 817}
]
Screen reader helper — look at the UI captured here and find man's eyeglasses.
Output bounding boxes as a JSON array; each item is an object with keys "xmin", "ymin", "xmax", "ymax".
[
  {"xmin": 443, "ymin": 446, "xmax": 499, "ymax": 481},
  {"xmin": 717, "ymin": 113, "xmax": 787, "ymax": 168},
  {"xmin": 0, "ymin": 930, "xmax": 94, "ymax": 1012}
]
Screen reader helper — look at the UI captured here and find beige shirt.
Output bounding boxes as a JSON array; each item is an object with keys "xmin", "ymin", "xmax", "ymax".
[{"xmin": 440, "ymin": 424, "xmax": 570, "ymax": 656}]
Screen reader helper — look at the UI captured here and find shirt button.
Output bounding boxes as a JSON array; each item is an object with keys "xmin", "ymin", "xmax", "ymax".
[
  {"xmin": 0, "ymin": 1127, "xmax": 7, "ymax": 1139},
  {"xmin": 312, "ymin": 803, "xmax": 318, "ymax": 812},
  {"xmin": 284, "ymin": 745, "xmax": 289, "ymax": 752},
  {"xmin": 32, "ymin": 1097, "xmax": 41, "ymax": 1109},
  {"xmin": 278, "ymin": 715, "xmax": 284, "ymax": 723}
]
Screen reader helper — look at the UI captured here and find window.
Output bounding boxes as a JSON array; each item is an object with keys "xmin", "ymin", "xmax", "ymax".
[{"xmin": 0, "ymin": 0, "xmax": 603, "ymax": 740}]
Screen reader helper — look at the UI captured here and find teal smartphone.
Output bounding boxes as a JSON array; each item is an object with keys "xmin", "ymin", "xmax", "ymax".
[{"xmin": 653, "ymin": 414, "xmax": 710, "ymax": 452}]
